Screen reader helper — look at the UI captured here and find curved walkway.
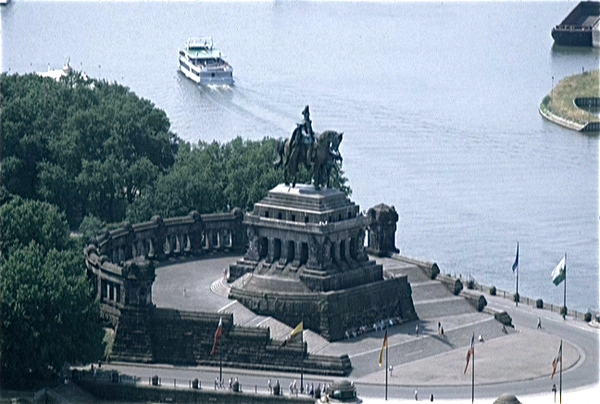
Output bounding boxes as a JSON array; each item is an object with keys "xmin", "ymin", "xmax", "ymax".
[{"xmin": 143, "ymin": 255, "xmax": 599, "ymax": 399}]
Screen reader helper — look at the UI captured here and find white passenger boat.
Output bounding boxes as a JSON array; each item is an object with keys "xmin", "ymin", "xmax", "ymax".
[{"xmin": 178, "ymin": 37, "xmax": 233, "ymax": 85}]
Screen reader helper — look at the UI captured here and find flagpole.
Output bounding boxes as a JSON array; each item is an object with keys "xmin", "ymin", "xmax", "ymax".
[
  {"xmin": 513, "ymin": 242, "xmax": 519, "ymax": 307},
  {"xmin": 516, "ymin": 264, "xmax": 519, "ymax": 307},
  {"xmin": 385, "ymin": 323, "xmax": 388, "ymax": 401},
  {"xmin": 219, "ymin": 351, "xmax": 222, "ymax": 385},
  {"xmin": 559, "ymin": 339, "xmax": 562, "ymax": 403},
  {"xmin": 563, "ymin": 254, "xmax": 567, "ymax": 320},
  {"xmin": 472, "ymin": 332, "xmax": 475, "ymax": 403},
  {"xmin": 300, "ymin": 319, "xmax": 304, "ymax": 394}
]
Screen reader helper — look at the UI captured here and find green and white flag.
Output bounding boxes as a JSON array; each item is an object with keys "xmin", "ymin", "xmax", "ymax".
[{"xmin": 551, "ymin": 255, "xmax": 566, "ymax": 286}]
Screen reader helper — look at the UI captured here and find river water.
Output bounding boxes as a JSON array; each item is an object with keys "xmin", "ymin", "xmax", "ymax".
[{"xmin": 2, "ymin": 1, "xmax": 598, "ymax": 312}]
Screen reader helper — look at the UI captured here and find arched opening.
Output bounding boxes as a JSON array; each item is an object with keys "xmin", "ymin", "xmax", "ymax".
[
  {"xmin": 259, "ymin": 237, "xmax": 268, "ymax": 259},
  {"xmin": 287, "ymin": 240, "xmax": 295, "ymax": 263},
  {"xmin": 300, "ymin": 243, "xmax": 309, "ymax": 265},
  {"xmin": 273, "ymin": 239, "xmax": 282, "ymax": 261}
]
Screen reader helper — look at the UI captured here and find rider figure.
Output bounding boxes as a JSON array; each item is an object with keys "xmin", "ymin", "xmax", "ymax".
[{"xmin": 300, "ymin": 105, "xmax": 315, "ymax": 145}]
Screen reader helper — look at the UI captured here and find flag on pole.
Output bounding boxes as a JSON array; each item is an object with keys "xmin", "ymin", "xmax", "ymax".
[
  {"xmin": 552, "ymin": 255, "xmax": 566, "ymax": 286},
  {"xmin": 512, "ymin": 243, "xmax": 519, "ymax": 272},
  {"xmin": 378, "ymin": 329, "xmax": 388, "ymax": 367},
  {"xmin": 210, "ymin": 317, "xmax": 223, "ymax": 355},
  {"xmin": 280, "ymin": 321, "xmax": 303, "ymax": 348},
  {"xmin": 551, "ymin": 341, "xmax": 562, "ymax": 379},
  {"xmin": 464, "ymin": 333, "xmax": 475, "ymax": 374}
]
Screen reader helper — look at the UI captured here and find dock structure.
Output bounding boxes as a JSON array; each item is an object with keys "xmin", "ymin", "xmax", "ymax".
[{"xmin": 552, "ymin": 1, "xmax": 600, "ymax": 47}]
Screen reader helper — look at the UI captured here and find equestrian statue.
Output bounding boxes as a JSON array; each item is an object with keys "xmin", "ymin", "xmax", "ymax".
[{"xmin": 274, "ymin": 106, "xmax": 343, "ymax": 190}]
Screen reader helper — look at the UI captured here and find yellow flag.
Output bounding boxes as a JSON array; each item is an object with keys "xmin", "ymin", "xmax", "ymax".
[
  {"xmin": 290, "ymin": 321, "xmax": 303, "ymax": 338},
  {"xmin": 378, "ymin": 330, "xmax": 388, "ymax": 366}
]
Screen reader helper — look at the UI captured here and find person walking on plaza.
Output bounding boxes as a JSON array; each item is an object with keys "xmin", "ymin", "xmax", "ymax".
[
  {"xmin": 438, "ymin": 321, "xmax": 441, "ymax": 334},
  {"xmin": 415, "ymin": 324, "xmax": 419, "ymax": 337},
  {"xmin": 268, "ymin": 378, "xmax": 272, "ymax": 393},
  {"xmin": 537, "ymin": 316, "xmax": 542, "ymax": 329},
  {"xmin": 415, "ymin": 388, "xmax": 418, "ymax": 400}
]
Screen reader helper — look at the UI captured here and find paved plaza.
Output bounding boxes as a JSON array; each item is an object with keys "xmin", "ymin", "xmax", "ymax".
[{"xmin": 134, "ymin": 254, "xmax": 599, "ymax": 401}]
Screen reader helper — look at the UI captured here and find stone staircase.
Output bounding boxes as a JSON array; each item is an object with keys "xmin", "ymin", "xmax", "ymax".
[{"xmin": 109, "ymin": 308, "xmax": 153, "ymax": 363}]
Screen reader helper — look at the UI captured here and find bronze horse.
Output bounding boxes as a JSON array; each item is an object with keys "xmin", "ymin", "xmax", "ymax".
[{"xmin": 275, "ymin": 129, "xmax": 343, "ymax": 189}]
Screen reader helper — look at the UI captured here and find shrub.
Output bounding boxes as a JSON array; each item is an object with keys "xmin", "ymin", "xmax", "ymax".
[
  {"xmin": 584, "ymin": 312, "xmax": 592, "ymax": 322},
  {"xmin": 490, "ymin": 286, "xmax": 496, "ymax": 296},
  {"xmin": 513, "ymin": 293, "xmax": 520, "ymax": 303},
  {"xmin": 536, "ymin": 299, "xmax": 543, "ymax": 309}
]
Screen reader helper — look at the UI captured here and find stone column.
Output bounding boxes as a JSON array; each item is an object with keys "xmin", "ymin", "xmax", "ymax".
[
  {"xmin": 333, "ymin": 240, "xmax": 342, "ymax": 263},
  {"xmin": 150, "ymin": 215, "xmax": 166, "ymax": 261},
  {"xmin": 205, "ymin": 230, "xmax": 214, "ymax": 251},
  {"xmin": 266, "ymin": 238, "xmax": 276, "ymax": 263},
  {"xmin": 279, "ymin": 239, "xmax": 289, "ymax": 265},
  {"xmin": 307, "ymin": 236, "xmax": 324, "ymax": 270},
  {"xmin": 245, "ymin": 226, "xmax": 260, "ymax": 262}
]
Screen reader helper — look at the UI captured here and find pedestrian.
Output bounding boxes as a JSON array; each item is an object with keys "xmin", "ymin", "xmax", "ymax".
[
  {"xmin": 415, "ymin": 324, "xmax": 419, "ymax": 337},
  {"xmin": 215, "ymin": 377, "xmax": 218, "ymax": 390},
  {"xmin": 268, "ymin": 378, "xmax": 272, "ymax": 393},
  {"xmin": 293, "ymin": 379, "xmax": 297, "ymax": 395},
  {"xmin": 430, "ymin": 393, "xmax": 434, "ymax": 401},
  {"xmin": 537, "ymin": 317, "xmax": 542, "ymax": 329},
  {"xmin": 440, "ymin": 326, "xmax": 444, "ymax": 337},
  {"xmin": 229, "ymin": 377, "xmax": 232, "ymax": 390},
  {"xmin": 289, "ymin": 381, "xmax": 294, "ymax": 394},
  {"xmin": 389, "ymin": 365, "xmax": 393, "ymax": 376},
  {"xmin": 438, "ymin": 321, "xmax": 441, "ymax": 334},
  {"xmin": 415, "ymin": 388, "xmax": 418, "ymax": 400}
]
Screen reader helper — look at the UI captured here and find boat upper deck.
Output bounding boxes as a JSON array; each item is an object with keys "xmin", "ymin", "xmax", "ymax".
[{"xmin": 557, "ymin": 1, "xmax": 600, "ymax": 29}]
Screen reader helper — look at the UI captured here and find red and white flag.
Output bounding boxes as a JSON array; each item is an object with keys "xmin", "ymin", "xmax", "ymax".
[
  {"xmin": 464, "ymin": 333, "xmax": 475, "ymax": 374},
  {"xmin": 211, "ymin": 317, "xmax": 223, "ymax": 355},
  {"xmin": 551, "ymin": 341, "xmax": 562, "ymax": 379}
]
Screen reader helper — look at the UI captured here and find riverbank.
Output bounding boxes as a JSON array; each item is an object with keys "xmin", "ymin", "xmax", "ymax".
[{"xmin": 540, "ymin": 69, "xmax": 600, "ymax": 132}]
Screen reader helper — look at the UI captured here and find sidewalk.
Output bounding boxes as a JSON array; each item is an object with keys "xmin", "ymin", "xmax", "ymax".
[{"xmin": 361, "ymin": 383, "xmax": 599, "ymax": 404}]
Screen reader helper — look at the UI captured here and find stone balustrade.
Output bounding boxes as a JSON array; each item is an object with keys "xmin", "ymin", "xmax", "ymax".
[{"xmin": 84, "ymin": 210, "xmax": 244, "ymax": 322}]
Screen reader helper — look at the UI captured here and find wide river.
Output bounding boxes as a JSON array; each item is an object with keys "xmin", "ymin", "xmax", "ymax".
[{"xmin": 2, "ymin": 1, "xmax": 598, "ymax": 312}]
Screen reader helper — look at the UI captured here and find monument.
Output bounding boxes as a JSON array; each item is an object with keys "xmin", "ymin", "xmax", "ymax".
[{"xmin": 229, "ymin": 107, "xmax": 417, "ymax": 341}]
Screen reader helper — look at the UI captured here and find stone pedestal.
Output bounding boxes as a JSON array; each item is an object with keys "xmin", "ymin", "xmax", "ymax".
[{"xmin": 229, "ymin": 185, "xmax": 417, "ymax": 341}]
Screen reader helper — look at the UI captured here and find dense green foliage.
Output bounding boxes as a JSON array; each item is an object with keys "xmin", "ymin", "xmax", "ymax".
[
  {"xmin": 0, "ymin": 197, "xmax": 103, "ymax": 387},
  {"xmin": 1, "ymin": 72, "xmax": 179, "ymax": 226},
  {"xmin": 126, "ymin": 137, "xmax": 351, "ymax": 222}
]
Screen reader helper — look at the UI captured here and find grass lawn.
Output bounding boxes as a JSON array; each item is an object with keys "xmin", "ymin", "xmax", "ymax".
[{"xmin": 540, "ymin": 69, "xmax": 599, "ymax": 125}]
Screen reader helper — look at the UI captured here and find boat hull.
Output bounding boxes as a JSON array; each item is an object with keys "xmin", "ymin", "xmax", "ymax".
[{"xmin": 178, "ymin": 58, "xmax": 233, "ymax": 86}]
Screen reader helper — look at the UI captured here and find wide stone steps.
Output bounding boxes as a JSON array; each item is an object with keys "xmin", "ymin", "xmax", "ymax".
[{"xmin": 210, "ymin": 277, "xmax": 231, "ymax": 297}]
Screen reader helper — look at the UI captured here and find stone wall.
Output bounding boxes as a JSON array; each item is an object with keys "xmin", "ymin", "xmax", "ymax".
[
  {"xmin": 75, "ymin": 378, "xmax": 315, "ymax": 404},
  {"xmin": 230, "ymin": 274, "xmax": 416, "ymax": 341},
  {"xmin": 109, "ymin": 308, "xmax": 351, "ymax": 376}
]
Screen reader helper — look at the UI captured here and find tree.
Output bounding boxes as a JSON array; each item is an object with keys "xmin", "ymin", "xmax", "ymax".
[
  {"xmin": 0, "ymin": 72, "xmax": 179, "ymax": 227},
  {"xmin": 0, "ymin": 196, "xmax": 70, "ymax": 258},
  {"xmin": 0, "ymin": 243, "xmax": 104, "ymax": 387},
  {"xmin": 0, "ymin": 197, "xmax": 104, "ymax": 387}
]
